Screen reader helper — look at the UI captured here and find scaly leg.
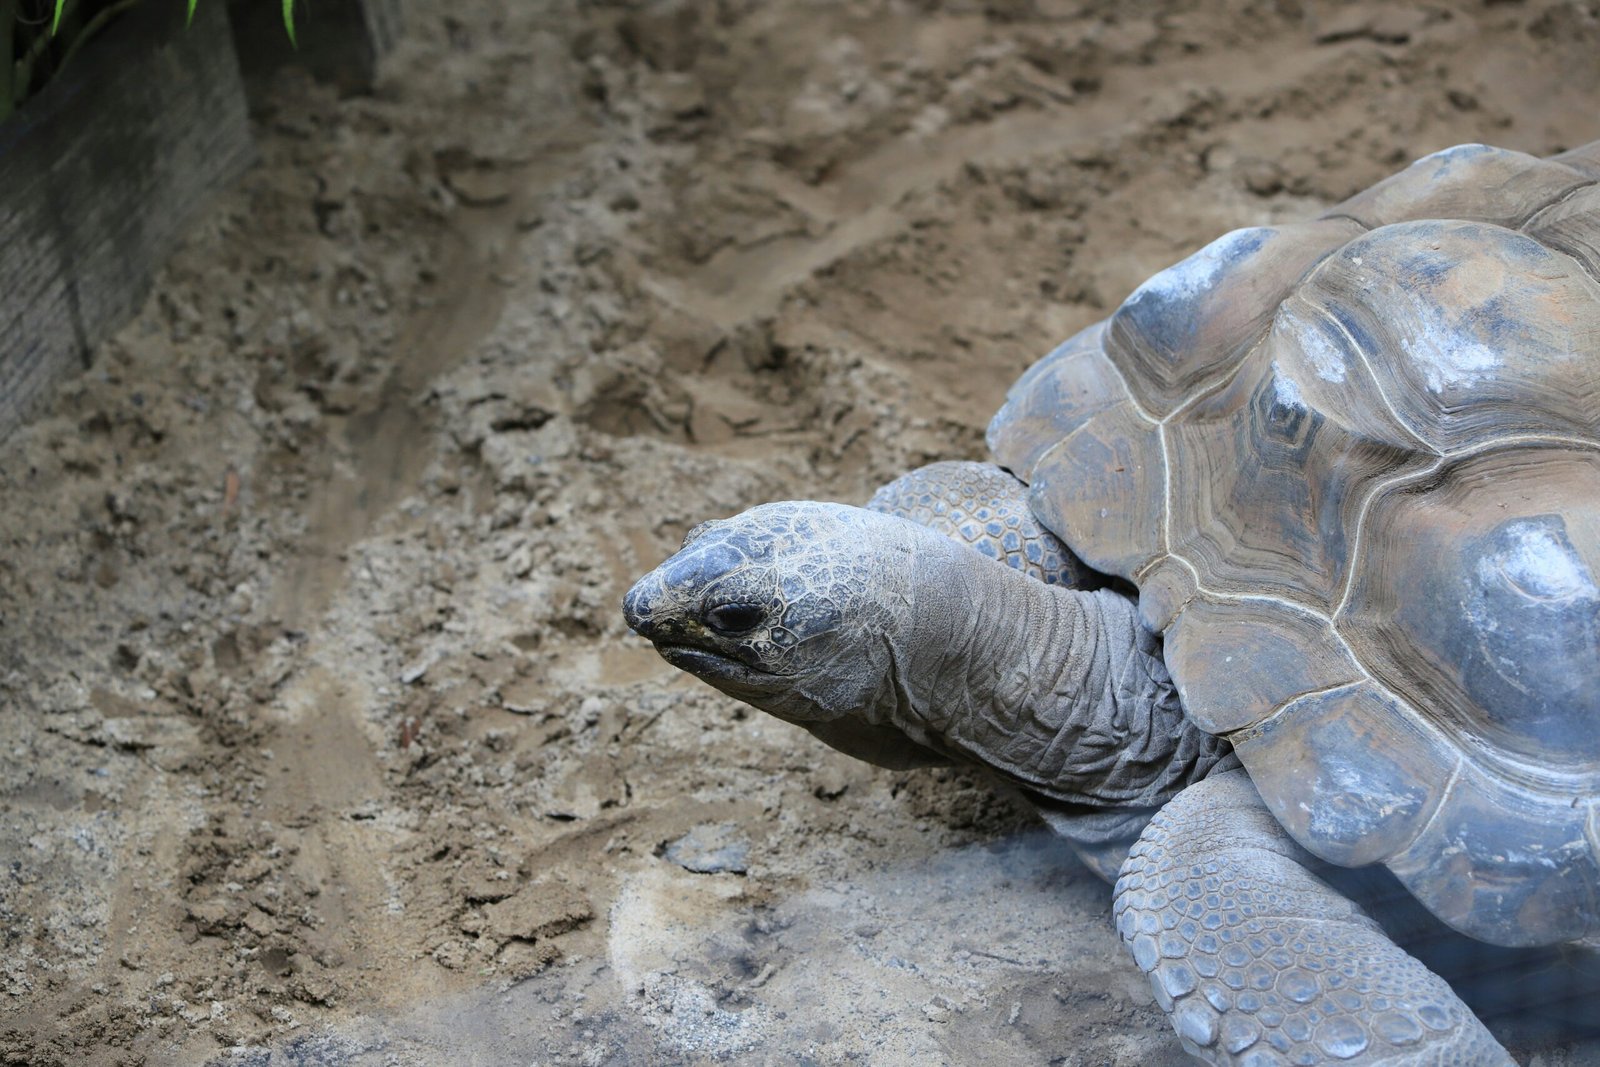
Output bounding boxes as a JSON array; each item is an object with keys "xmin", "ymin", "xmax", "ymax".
[{"xmin": 1114, "ymin": 769, "xmax": 1513, "ymax": 1066}]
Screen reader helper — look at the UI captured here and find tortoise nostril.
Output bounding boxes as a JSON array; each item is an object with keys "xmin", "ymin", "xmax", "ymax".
[
  {"xmin": 703, "ymin": 602, "xmax": 766, "ymax": 635},
  {"xmin": 622, "ymin": 579, "xmax": 657, "ymax": 634}
]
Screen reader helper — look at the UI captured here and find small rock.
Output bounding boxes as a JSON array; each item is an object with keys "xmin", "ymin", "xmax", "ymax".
[
  {"xmin": 399, "ymin": 657, "xmax": 433, "ymax": 685},
  {"xmin": 661, "ymin": 823, "xmax": 750, "ymax": 875}
]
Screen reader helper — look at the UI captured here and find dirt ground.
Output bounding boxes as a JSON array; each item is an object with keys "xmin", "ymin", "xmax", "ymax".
[{"xmin": 2, "ymin": 0, "xmax": 1600, "ymax": 1064}]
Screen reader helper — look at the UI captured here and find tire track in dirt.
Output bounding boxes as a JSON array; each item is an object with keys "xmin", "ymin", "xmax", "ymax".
[
  {"xmin": 270, "ymin": 148, "xmax": 586, "ymax": 631},
  {"xmin": 642, "ymin": 34, "xmax": 1402, "ymax": 333}
]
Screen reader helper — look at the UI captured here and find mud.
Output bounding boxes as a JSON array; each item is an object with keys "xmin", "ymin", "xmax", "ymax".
[{"xmin": 2, "ymin": 0, "xmax": 1599, "ymax": 1064}]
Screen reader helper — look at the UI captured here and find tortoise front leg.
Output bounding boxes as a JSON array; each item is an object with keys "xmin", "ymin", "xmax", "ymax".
[
  {"xmin": 867, "ymin": 460, "xmax": 1096, "ymax": 588},
  {"xmin": 1114, "ymin": 769, "xmax": 1513, "ymax": 1066}
]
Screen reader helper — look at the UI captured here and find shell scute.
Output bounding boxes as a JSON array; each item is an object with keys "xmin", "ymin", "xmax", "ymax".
[
  {"xmin": 1132, "ymin": 557, "xmax": 1197, "ymax": 634},
  {"xmin": 990, "ymin": 321, "xmax": 1126, "ymax": 477},
  {"xmin": 1384, "ymin": 758, "xmax": 1600, "ymax": 946},
  {"xmin": 1338, "ymin": 446, "xmax": 1600, "ymax": 769},
  {"xmin": 1552, "ymin": 141, "xmax": 1600, "ymax": 181},
  {"xmin": 1523, "ymin": 182, "xmax": 1600, "ymax": 285},
  {"xmin": 1231, "ymin": 682, "xmax": 1454, "ymax": 870},
  {"xmin": 1104, "ymin": 220, "xmax": 1362, "ymax": 417},
  {"xmin": 1025, "ymin": 399, "xmax": 1164, "ymax": 580},
  {"xmin": 1161, "ymin": 319, "xmax": 1428, "ymax": 611},
  {"xmin": 1324, "ymin": 143, "xmax": 1592, "ymax": 230},
  {"xmin": 1162, "ymin": 596, "xmax": 1363, "ymax": 735},
  {"xmin": 1300, "ymin": 220, "xmax": 1600, "ymax": 451}
]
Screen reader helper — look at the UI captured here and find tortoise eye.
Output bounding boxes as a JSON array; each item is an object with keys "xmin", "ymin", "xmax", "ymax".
[{"xmin": 704, "ymin": 602, "xmax": 766, "ymax": 635}]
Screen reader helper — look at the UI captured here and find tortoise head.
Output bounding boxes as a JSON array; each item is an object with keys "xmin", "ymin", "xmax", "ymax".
[{"xmin": 622, "ymin": 502, "xmax": 912, "ymax": 727}]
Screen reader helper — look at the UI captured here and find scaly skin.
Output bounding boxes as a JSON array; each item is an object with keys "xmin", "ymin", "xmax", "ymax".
[
  {"xmin": 867, "ymin": 460, "xmax": 1095, "ymax": 588},
  {"xmin": 1116, "ymin": 770, "xmax": 1512, "ymax": 1066}
]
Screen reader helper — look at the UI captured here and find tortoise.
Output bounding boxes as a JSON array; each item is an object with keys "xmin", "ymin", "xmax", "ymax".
[{"xmin": 622, "ymin": 139, "xmax": 1600, "ymax": 1066}]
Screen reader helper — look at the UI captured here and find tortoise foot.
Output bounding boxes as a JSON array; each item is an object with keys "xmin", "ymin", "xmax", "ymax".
[{"xmin": 1114, "ymin": 770, "xmax": 1514, "ymax": 1066}]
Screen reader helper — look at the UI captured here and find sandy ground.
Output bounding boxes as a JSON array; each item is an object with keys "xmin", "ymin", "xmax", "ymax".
[{"xmin": 2, "ymin": 1, "xmax": 1600, "ymax": 1064}]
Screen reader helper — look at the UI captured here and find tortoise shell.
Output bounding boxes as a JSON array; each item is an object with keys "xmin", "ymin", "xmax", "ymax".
[{"xmin": 989, "ymin": 141, "xmax": 1600, "ymax": 948}]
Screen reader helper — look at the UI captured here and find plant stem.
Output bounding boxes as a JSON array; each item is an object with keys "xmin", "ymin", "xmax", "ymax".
[
  {"xmin": 13, "ymin": 0, "xmax": 70, "ymax": 96},
  {"xmin": 54, "ymin": 0, "xmax": 139, "ymax": 76}
]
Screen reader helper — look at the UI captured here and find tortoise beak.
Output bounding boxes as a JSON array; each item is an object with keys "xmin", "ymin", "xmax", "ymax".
[
  {"xmin": 622, "ymin": 566, "xmax": 706, "ymax": 648},
  {"xmin": 622, "ymin": 539, "xmax": 737, "ymax": 642},
  {"xmin": 621, "ymin": 572, "xmax": 668, "ymax": 640}
]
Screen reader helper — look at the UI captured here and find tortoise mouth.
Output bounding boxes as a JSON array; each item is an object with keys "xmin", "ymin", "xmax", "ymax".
[{"xmin": 655, "ymin": 643, "xmax": 775, "ymax": 682}]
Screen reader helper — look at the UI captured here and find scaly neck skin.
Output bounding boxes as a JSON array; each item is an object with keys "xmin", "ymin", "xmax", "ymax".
[{"xmin": 872, "ymin": 532, "xmax": 1234, "ymax": 813}]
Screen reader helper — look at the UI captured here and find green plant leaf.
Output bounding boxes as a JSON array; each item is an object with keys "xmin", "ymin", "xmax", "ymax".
[
  {"xmin": 51, "ymin": 0, "xmax": 66, "ymax": 34},
  {"xmin": 186, "ymin": 0, "xmax": 197, "ymax": 27},
  {"xmin": 283, "ymin": 0, "xmax": 296, "ymax": 48}
]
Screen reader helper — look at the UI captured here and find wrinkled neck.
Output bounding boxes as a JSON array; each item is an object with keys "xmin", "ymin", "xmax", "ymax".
[{"xmin": 879, "ymin": 534, "xmax": 1233, "ymax": 812}]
